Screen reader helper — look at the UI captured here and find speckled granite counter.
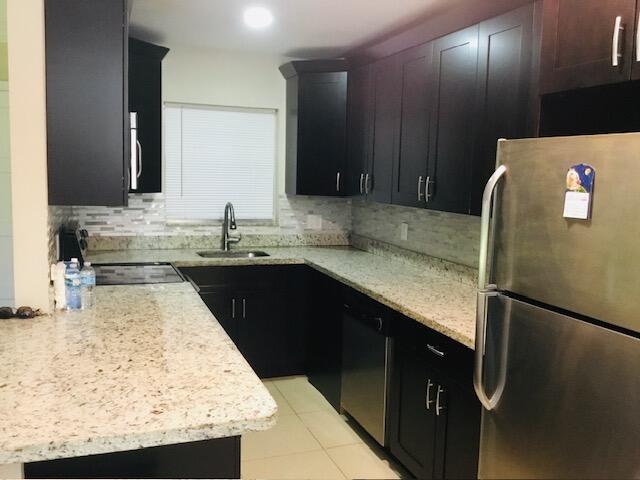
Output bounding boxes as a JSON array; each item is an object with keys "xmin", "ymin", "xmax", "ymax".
[
  {"xmin": 88, "ymin": 246, "xmax": 477, "ymax": 350},
  {"xmin": 0, "ymin": 283, "xmax": 277, "ymax": 465}
]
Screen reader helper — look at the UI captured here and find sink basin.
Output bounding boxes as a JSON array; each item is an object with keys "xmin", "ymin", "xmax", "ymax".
[{"xmin": 196, "ymin": 250, "xmax": 270, "ymax": 259}]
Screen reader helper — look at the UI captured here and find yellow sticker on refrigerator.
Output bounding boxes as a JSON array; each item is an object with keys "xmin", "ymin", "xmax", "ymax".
[{"xmin": 563, "ymin": 164, "xmax": 595, "ymax": 220}]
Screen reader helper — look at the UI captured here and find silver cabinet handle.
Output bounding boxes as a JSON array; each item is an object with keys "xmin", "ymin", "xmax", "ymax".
[
  {"xmin": 425, "ymin": 176, "xmax": 434, "ymax": 202},
  {"xmin": 129, "ymin": 112, "xmax": 139, "ymax": 190},
  {"xmin": 136, "ymin": 140, "xmax": 143, "ymax": 179},
  {"xmin": 612, "ymin": 15, "xmax": 624, "ymax": 67},
  {"xmin": 417, "ymin": 176, "xmax": 425, "ymax": 201},
  {"xmin": 436, "ymin": 385, "xmax": 445, "ymax": 416},
  {"xmin": 427, "ymin": 344, "xmax": 445, "ymax": 357},
  {"xmin": 426, "ymin": 379, "xmax": 434, "ymax": 409},
  {"xmin": 359, "ymin": 173, "xmax": 365, "ymax": 194},
  {"xmin": 364, "ymin": 173, "xmax": 370, "ymax": 195},
  {"xmin": 242, "ymin": 298, "xmax": 246, "ymax": 319},
  {"xmin": 231, "ymin": 298, "xmax": 236, "ymax": 319},
  {"xmin": 336, "ymin": 172, "xmax": 341, "ymax": 192},
  {"xmin": 636, "ymin": 12, "xmax": 640, "ymax": 62}
]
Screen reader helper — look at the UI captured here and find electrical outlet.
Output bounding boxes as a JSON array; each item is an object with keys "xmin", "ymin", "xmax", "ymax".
[
  {"xmin": 307, "ymin": 214, "xmax": 322, "ymax": 230},
  {"xmin": 400, "ymin": 222, "xmax": 409, "ymax": 241}
]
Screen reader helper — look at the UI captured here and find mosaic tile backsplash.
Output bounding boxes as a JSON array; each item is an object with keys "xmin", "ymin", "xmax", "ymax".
[
  {"xmin": 49, "ymin": 195, "xmax": 480, "ymax": 269},
  {"xmin": 50, "ymin": 194, "xmax": 352, "ymax": 251},
  {"xmin": 351, "ymin": 199, "xmax": 481, "ymax": 268}
]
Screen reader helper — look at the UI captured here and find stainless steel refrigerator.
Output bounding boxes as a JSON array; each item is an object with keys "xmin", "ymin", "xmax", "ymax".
[{"xmin": 474, "ymin": 133, "xmax": 640, "ymax": 479}]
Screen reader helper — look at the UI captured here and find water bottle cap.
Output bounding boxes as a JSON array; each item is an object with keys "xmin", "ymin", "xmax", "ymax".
[
  {"xmin": 84, "ymin": 262, "xmax": 91, "ymax": 267},
  {"xmin": 71, "ymin": 258, "xmax": 79, "ymax": 263}
]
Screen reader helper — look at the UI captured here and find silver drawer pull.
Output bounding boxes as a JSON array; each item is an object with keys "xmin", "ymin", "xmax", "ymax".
[
  {"xmin": 365, "ymin": 173, "xmax": 370, "ymax": 194},
  {"xmin": 359, "ymin": 173, "xmax": 365, "ymax": 194},
  {"xmin": 417, "ymin": 176, "xmax": 425, "ymax": 201},
  {"xmin": 436, "ymin": 385, "xmax": 446, "ymax": 416},
  {"xmin": 427, "ymin": 344, "xmax": 445, "ymax": 357},
  {"xmin": 232, "ymin": 298, "xmax": 236, "ymax": 319},
  {"xmin": 425, "ymin": 176, "xmax": 434, "ymax": 202},
  {"xmin": 426, "ymin": 379, "xmax": 434, "ymax": 409},
  {"xmin": 336, "ymin": 172, "xmax": 341, "ymax": 192}
]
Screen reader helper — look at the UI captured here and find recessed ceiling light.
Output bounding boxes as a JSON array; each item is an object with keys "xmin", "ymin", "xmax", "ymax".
[{"xmin": 243, "ymin": 5, "xmax": 274, "ymax": 30}]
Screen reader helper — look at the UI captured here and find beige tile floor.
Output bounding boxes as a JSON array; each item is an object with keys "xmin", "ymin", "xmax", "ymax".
[{"xmin": 241, "ymin": 376, "xmax": 407, "ymax": 480}]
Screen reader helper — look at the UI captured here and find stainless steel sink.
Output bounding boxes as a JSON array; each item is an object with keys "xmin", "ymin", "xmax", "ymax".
[{"xmin": 196, "ymin": 250, "xmax": 270, "ymax": 259}]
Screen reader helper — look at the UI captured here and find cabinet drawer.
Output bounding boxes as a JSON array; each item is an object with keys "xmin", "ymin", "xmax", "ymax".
[{"xmin": 394, "ymin": 314, "xmax": 473, "ymax": 387}]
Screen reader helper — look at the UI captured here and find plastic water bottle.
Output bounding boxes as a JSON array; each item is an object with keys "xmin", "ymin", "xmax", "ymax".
[
  {"xmin": 65, "ymin": 259, "xmax": 82, "ymax": 310},
  {"xmin": 80, "ymin": 262, "xmax": 96, "ymax": 310}
]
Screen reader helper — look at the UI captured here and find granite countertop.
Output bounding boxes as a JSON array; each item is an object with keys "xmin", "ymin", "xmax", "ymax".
[
  {"xmin": 0, "ymin": 283, "xmax": 277, "ymax": 465},
  {"xmin": 88, "ymin": 246, "xmax": 477, "ymax": 349}
]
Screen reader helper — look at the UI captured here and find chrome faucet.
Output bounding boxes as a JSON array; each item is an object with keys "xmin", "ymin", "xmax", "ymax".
[{"xmin": 222, "ymin": 202, "xmax": 241, "ymax": 251}]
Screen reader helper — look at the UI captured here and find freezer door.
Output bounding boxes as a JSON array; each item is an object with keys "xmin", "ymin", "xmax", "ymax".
[
  {"xmin": 478, "ymin": 294, "xmax": 640, "ymax": 479},
  {"xmin": 492, "ymin": 133, "xmax": 640, "ymax": 334}
]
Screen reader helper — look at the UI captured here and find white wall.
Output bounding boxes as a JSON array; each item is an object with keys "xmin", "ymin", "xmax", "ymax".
[
  {"xmin": 162, "ymin": 46, "xmax": 290, "ymax": 195},
  {"xmin": 7, "ymin": 0, "xmax": 50, "ymax": 311},
  {"xmin": 0, "ymin": 81, "xmax": 12, "ymax": 306}
]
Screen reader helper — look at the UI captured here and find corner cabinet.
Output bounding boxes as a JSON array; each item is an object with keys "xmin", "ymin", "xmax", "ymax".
[
  {"xmin": 45, "ymin": 0, "xmax": 130, "ymax": 206},
  {"xmin": 540, "ymin": 0, "xmax": 638, "ymax": 94},
  {"xmin": 128, "ymin": 38, "xmax": 169, "ymax": 194},
  {"xmin": 281, "ymin": 61, "xmax": 349, "ymax": 197}
]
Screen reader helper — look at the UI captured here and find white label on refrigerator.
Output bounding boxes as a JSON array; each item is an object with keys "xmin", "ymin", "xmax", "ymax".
[
  {"xmin": 563, "ymin": 191, "xmax": 591, "ymax": 219},
  {"xmin": 563, "ymin": 164, "xmax": 595, "ymax": 220}
]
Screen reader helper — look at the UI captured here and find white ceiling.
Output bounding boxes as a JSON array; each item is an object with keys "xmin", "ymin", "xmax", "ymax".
[{"xmin": 130, "ymin": 0, "xmax": 468, "ymax": 58}]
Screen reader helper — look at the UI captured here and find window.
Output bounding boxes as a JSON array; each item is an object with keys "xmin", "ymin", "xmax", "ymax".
[{"xmin": 164, "ymin": 104, "xmax": 276, "ymax": 221}]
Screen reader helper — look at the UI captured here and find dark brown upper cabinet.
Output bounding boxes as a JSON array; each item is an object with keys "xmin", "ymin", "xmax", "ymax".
[
  {"xmin": 45, "ymin": 0, "xmax": 130, "ymax": 206},
  {"xmin": 426, "ymin": 25, "xmax": 480, "ymax": 215},
  {"xmin": 369, "ymin": 55, "xmax": 402, "ymax": 204},
  {"xmin": 128, "ymin": 38, "xmax": 169, "ymax": 194},
  {"xmin": 281, "ymin": 60, "xmax": 349, "ymax": 197},
  {"xmin": 346, "ymin": 64, "xmax": 374, "ymax": 197},
  {"xmin": 470, "ymin": 3, "xmax": 539, "ymax": 215},
  {"xmin": 540, "ymin": 0, "xmax": 638, "ymax": 94},
  {"xmin": 392, "ymin": 43, "xmax": 435, "ymax": 208}
]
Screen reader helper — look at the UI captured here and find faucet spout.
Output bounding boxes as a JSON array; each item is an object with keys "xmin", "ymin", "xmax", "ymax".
[{"xmin": 222, "ymin": 202, "xmax": 241, "ymax": 251}]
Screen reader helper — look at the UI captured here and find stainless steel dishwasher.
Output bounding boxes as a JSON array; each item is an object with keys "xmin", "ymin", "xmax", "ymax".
[{"xmin": 340, "ymin": 292, "xmax": 393, "ymax": 447}]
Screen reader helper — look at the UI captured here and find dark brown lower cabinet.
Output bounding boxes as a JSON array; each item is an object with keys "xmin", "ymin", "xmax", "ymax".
[
  {"xmin": 388, "ymin": 322, "xmax": 481, "ymax": 479},
  {"xmin": 182, "ymin": 265, "xmax": 309, "ymax": 379},
  {"xmin": 24, "ymin": 437, "xmax": 240, "ymax": 479}
]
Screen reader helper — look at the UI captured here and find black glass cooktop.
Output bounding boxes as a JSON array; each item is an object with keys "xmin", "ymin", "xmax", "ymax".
[{"xmin": 93, "ymin": 263, "xmax": 184, "ymax": 286}]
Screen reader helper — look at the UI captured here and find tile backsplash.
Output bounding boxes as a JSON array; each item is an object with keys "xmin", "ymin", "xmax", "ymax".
[
  {"xmin": 49, "ymin": 195, "xmax": 481, "ymax": 269},
  {"xmin": 351, "ymin": 199, "xmax": 480, "ymax": 268},
  {"xmin": 50, "ymin": 194, "xmax": 352, "ymax": 251}
]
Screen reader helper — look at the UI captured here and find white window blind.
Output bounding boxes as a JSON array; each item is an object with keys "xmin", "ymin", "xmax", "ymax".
[{"xmin": 164, "ymin": 104, "xmax": 276, "ymax": 221}]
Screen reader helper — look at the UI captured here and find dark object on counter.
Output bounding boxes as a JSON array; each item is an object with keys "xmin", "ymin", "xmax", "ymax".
[
  {"xmin": 0, "ymin": 306, "xmax": 42, "ymax": 320},
  {"xmin": 58, "ymin": 223, "xmax": 88, "ymax": 265}
]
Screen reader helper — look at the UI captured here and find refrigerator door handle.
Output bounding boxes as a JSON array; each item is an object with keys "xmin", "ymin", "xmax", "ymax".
[
  {"xmin": 475, "ymin": 163, "xmax": 507, "ymax": 411},
  {"xmin": 478, "ymin": 164, "xmax": 507, "ymax": 290}
]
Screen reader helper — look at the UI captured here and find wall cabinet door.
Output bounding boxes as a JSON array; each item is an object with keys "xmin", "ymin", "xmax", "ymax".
[
  {"xmin": 427, "ymin": 26, "xmax": 479, "ymax": 214},
  {"xmin": 346, "ymin": 64, "xmax": 374, "ymax": 197},
  {"xmin": 392, "ymin": 43, "xmax": 435, "ymax": 208},
  {"xmin": 129, "ymin": 38, "xmax": 169, "ymax": 194},
  {"xmin": 540, "ymin": 0, "xmax": 637, "ymax": 94},
  {"xmin": 292, "ymin": 72, "xmax": 348, "ymax": 196},
  {"xmin": 470, "ymin": 3, "xmax": 538, "ymax": 215},
  {"xmin": 369, "ymin": 56, "xmax": 401, "ymax": 204},
  {"xmin": 45, "ymin": 0, "xmax": 129, "ymax": 206},
  {"xmin": 388, "ymin": 342, "xmax": 439, "ymax": 479}
]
